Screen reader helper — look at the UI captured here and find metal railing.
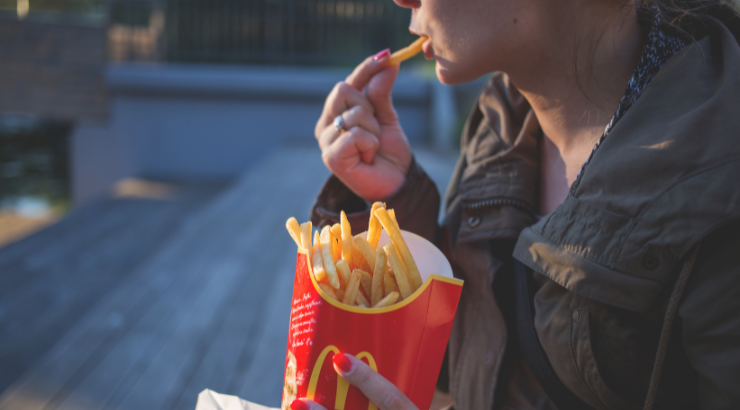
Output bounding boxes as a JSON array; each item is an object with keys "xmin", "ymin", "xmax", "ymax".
[{"xmin": 108, "ymin": 0, "xmax": 415, "ymax": 66}]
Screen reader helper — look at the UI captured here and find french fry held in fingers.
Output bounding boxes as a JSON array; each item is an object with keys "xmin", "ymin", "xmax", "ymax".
[
  {"xmin": 376, "ymin": 208, "xmax": 423, "ymax": 290},
  {"xmin": 320, "ymin": 226, "xmax": 341, "ymax": 289},
  {"xmin": 388, "ymin": 36, "xmax": 428, "ymax": 66},
  {"xmin": 286, "ymin": 217, "xmax": 302, "ymax": 248}
]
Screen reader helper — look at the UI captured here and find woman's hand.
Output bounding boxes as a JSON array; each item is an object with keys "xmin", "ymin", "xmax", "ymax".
[
  {"xmin": 290, "ymin": 352, "xmax": 419, "ymax": 410},
  {"xmin": 314, "ymin": 52, "xmax": 412, "ymax": 202}
]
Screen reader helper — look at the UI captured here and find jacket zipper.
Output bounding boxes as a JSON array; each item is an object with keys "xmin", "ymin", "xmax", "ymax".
[{"xmin": 463, "ymin": 197, "xmax": 533, "ymax": 214}]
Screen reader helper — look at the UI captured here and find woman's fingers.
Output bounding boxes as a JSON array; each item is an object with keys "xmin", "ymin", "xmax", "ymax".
[
  {"xmin": 345, "ymin": 53, "xmax": 401, "ymax": 126},
  {"xmin": 317, "ymin": 105, "xmax": 381, "ymax": 150},
  {"xmin": 290, "ymin": 398, "xmax": 327, "ymax": 410},
  {"xmin": 315, "ymin": 82, "xmax": 374, "ymax": 139},
  {"xmin": 321, "ymin": 127, "xmax": 380, "ymax": 169},
  {"xmin": 345, "ymin": 54, "xmax": 390, "ymax": 91},
  {"xmin": 332, "ymin": 353, "xmax": 419, "ymax": 410},
  {"xmin": 344, "ymin": 105, "xmax": 382, "ymax": 136}
]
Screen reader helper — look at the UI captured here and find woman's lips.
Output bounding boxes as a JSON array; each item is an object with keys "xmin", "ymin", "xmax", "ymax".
[{"xmin": 422, "ymin": 38, "xmax": 434, "ymax": 60}]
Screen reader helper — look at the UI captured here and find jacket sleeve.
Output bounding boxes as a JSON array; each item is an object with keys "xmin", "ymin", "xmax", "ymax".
[
  {"xmin": 678, "ymin": 220, "xmax": 740, "ymax": 409},
  {"xmin": 310, "ymin": 156, "xmax": 441, "ymax": 244}
]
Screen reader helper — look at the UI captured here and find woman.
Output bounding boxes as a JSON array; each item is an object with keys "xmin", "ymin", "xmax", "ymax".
[{"xmin": 296, "ymin": 0, "xmax": 740, "ymax": 408}]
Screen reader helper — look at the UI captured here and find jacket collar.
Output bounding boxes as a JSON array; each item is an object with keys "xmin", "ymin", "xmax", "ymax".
[{"xmin": 514, "ymin": 19, "xmax": 740, "ymax": 311}]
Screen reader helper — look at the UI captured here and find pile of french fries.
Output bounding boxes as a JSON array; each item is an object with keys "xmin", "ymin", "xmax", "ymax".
[{"xmin": 286, "ymin": 203, "xmax": 423, "ymax": 309}]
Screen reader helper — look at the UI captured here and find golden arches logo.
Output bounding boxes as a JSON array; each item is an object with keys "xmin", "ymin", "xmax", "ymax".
[{"xmin": 306, "ymin": 345, "xmax": 378, "ymax": 410}]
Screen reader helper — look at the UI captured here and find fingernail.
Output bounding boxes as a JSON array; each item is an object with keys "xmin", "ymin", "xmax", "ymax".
[
  {"xmin": 333, "ymin": 352, "xmax": 353, "ymax": 373},
  {"xmin": 290, "ymin": 399, "xmax": 310, "ymax": 410},
  {"xmin": 373, "ymin": 49, "xmax": 390, "ymax": 61}
]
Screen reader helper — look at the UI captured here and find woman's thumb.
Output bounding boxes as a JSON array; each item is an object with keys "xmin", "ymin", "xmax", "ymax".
[{"xmin": 366, "ymin": 64, "xmax": 400, "ymax": 125}]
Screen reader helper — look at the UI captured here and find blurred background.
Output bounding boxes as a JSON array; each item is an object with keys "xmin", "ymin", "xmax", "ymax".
[{"xmin": 0, "ymin": 1, "xmax": 486, "ymax": 409}]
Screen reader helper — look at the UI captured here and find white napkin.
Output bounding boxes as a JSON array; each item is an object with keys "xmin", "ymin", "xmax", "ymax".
[{"xmin": 195, "ymin": 389, "xmax": 279, "ymax": 410}]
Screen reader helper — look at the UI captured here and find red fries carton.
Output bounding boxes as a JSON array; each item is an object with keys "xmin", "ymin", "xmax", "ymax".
[{"xmin": 281, "ymin": 230, "xmax": 463, "ymax": 410}]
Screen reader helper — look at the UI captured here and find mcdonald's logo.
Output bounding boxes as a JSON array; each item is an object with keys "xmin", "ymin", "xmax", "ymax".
[{"xmin": 306, "ymin": 345, "xmax": 378, "ymax": 410}]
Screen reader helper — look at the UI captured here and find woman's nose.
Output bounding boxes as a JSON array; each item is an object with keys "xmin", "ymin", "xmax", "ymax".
[{"xmin": 392, "ymin": 0, "xmax": 420, "ymax": 9}]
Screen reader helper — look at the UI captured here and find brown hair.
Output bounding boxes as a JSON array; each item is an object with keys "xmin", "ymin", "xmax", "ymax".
[
  {"xmin": 640, "ymin": 0, "xmax": 740, "ymax": 40},
  {"xmin": 573, "ymin": 0, "xmax": 739, "ymax": 107}
]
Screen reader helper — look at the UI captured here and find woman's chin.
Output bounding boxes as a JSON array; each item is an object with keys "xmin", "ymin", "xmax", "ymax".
[{"xmin": 435, "ymin": 64, "xmax": 468, "ymax": 85}]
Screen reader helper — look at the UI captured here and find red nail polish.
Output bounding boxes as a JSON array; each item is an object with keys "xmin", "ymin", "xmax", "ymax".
[
  {"xmin": 374, "ymin": 49, "xmax": 390, "ymax": 60},
  {"xmin": 333, "ymin": 352, "xmax": 353, "ymax": 373},
  {"xmin": 290, "ymin": 399, "xmax": 310, "ymax": 410}
]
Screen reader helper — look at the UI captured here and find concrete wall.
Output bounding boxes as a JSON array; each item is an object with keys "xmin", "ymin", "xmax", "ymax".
[{"xmin": 71, "ymin": 64, "xmax": 436, "ymax": 205}]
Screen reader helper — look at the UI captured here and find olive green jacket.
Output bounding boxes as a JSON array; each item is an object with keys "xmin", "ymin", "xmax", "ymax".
[{"xmin": 311, "ymin": 16, "xmax": 740, "ymax": 410}]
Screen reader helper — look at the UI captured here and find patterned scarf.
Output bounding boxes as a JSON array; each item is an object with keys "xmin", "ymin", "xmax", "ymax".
[{"xmin": 570, "ymin": 6, "xmax": 687, "ymax": 194}]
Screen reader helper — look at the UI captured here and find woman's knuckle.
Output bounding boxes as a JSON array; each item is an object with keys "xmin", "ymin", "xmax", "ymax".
[
  {"xmin": 380, "ymin": 389, "xmax": 407, "ymax": 410},
  {"xmin": 321, "ymin": 150, "xmax": 337, "ymax": 168},
  {"xmin": 337, "ymin": 81, "xmax": 352, "ymax": 95}
]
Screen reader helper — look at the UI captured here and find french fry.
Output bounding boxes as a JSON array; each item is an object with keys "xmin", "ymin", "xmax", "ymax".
[
  {"xmin": 357, "ymin": 269, "xmax": 373, "ymax": 298},
  {"xmin": 371, "ymin": 248, "xmax": 387, "ymax": 306},
  {"xmin": 388, "ymin": 209, "xmax": 399, "ymax": 229},
  {"xmin": 320, "ymin": 226, "xmax": 341, "ymax": 289},
  {"xmin": 336, "ymin": 260, "xmax": 352, "ymax": 288},
  {"xmin": 331, "ymin": 223, "xmax": 342, "ymax": 262},
  {"xmin": 286, "ymin": 217, "xmax": 302, "ymax": 248},
  {"xmin": 341, "ymin": 211, "xmax": 353, "ymax": 263},
  {"xmin": 354, "ymin": 236, "xmax": 377, "ymax": 272},
  {"xmin": 376, "ymin": 208, "xmax": 423, "ymax": 291},
  {"xmin": 313, "ymin": 231, "xmax": 326, "ymax": 282},
  {"xmin": 384, "ymin": 272, "xmax": 399, "ymax": 297},
  {"xmin": 384, "ymin": 242, "xmax": 413, "ymax": 299},
  {"xmin": 343, "ymin": 270, "xmax": 361, "ymax": 305},
  {"xmin": 300, "ymin": 222, "xmax": 312, "ymax": 251},
  {"xmin": 373, "ymin": 291, "xmax": 400, "ymax": 308},
  {"xmin": 319, "ymin": 283, "xmax": 339, "ymax": 301},
  {"xmin": 367, "ymin": 202, "xmax": 385, "ymax": 249},
  {"xmin": 287, "ymin": 204, "xmax": 427, "ymax": 309},
  {"xmin": 388, "ymin": 36, "xmax": 428, "ymax": 66},
  {"xmin": 356, "ymin": 291, "xmax": 370, "ymax": 308},
  {"xmin": 352, "ymin": 241, "xmax": 372, "ymax": 272}
]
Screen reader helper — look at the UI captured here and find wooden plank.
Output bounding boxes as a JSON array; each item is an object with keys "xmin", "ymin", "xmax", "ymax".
[
  {"xmin": 0, "ymin": 196, "xmax": 216, "ymax": 395},
  {"xmin": 0, "ymin": 148, "xmax": 328, "ymax": 410},
  {"xmin": 169, "ymin": 155, "xmax": 326, "ymax": 410},
  {"xmin": 232, "ymin": 254, "xmax": 296, "ymax": 408},
  {"xmin": 0, "ymin": 196, "xmax": 232, "ymax": 410},
  {"xmin": 106, "ymin": 150, "xmax": 329, "ymax": 410}
]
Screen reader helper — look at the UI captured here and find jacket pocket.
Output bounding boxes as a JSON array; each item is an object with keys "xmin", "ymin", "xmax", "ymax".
[{"xmin": 569, "ymin": 308, "xmax": 640, "ymax": 410}]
